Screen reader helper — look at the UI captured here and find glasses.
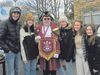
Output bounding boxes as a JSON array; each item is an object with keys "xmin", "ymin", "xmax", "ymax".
[{"xmin": 43, "ymin": 18, "xmax": 51, "ymax": 21}]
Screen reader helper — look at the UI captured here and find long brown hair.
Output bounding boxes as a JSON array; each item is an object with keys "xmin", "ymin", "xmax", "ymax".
[
  {"xmin": 73, "ymin": 19, "xmax": 84, "ymax": 36},
  {"xmin": 85, "ymin": 25, "xmax": 96, "ymax": 45}
]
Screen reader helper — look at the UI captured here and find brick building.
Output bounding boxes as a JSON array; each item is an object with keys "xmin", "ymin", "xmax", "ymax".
[{"xmin": 74, "ymin": 0, "xmax": 100, "ymax": 26}]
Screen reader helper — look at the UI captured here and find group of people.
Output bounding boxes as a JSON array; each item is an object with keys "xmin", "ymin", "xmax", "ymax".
[{"xmin": 0, "ymin": 6, "xmax": 100, "ymax": 75}]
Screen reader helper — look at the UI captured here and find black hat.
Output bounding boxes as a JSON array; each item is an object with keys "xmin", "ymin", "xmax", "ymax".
[{"xmin": 39, "ymin": 11, "xmax": 54, "ymax": 21}]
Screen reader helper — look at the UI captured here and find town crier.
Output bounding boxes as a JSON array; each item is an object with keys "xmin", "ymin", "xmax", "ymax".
[{"xmin": 36, "ymin": 11, "xmax": 60, "ymax": 75}]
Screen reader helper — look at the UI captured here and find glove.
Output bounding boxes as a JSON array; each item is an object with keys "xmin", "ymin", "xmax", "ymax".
[
  {"xmin": 93, "ymin": 69, "xmax": 99, "ymax": 73},
  {"xmin": 23, "ymin": 60, "xmax": 28, "ymax": 64},
  {"xmin": 35, "ymin": 36, "xmax": 41, "ymax": 43},
  {"xmin": 53, "ymin": 54, "xmax": 59, "ymax": 58}
]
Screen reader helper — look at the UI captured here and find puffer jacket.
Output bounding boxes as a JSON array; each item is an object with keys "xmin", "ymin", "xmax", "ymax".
[{"xmin": 0, "ymin": 19, "xmax": 21, "ymax": 53}]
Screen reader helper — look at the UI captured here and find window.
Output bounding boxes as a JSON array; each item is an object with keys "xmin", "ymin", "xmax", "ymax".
[
  {"xmin": 86, "ymin": 0, "xmax": 93, "ymax": 2},
  {"xmin": 83, "ymin": 7, "xmax": 100, "ymax": 26},
  {"xmin": 93, "ymin": 10, "xmax": 100, "ymax": 25}
]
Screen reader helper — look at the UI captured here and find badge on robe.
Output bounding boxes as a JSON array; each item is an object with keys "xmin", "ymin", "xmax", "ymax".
[{"xmin": 39, "ymin": 37, "xmax": 56, "ymax": 60}]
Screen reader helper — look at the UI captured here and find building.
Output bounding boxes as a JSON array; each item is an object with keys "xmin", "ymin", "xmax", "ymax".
[{"xmin": 74, "ymin": 0, "xmax": 100, "ymax": 26}]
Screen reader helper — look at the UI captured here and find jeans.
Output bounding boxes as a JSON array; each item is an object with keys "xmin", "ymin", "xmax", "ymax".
[
  {"xmin": 5, "ymin": 52, "xmax": 21, "ymax": 75},
  {"xmin": 24, "ymin": 58, "xmax": 37, "ymax": 75},
  {"xmin": 58, "ymin": 59, "xmax": 73, "ymax": 75}
]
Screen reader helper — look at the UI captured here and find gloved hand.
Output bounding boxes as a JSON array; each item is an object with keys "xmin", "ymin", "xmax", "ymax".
[
  {"xmin": 53, "ymin": 54, "xmax": 59, "ymax": 58},
  {"xmin": 23, "ymin": 60, "xmax": 28, "ymax": 64},
  {"xmin": 35, "ymin": 36, "xmax": 41, "ymax": 43},
  {"xmin": 93, "ymin": 69, "xmax": 99, "ymax": 73}
]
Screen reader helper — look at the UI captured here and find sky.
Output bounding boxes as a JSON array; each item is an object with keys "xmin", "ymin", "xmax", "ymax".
[
  {"xmin": 0, "ymin": 0, "xmax": 64, "ymax": 20},
  {"xmin": 0, "ymin": 0, "xmax": 13, "ymax": 3},
  {"xmin": 59, "ymin": 0, "xmax": 64, "ymax": 16},
  {"xmin": 0, "ymin": 0, "xmax": 3, "ymax": 2}
]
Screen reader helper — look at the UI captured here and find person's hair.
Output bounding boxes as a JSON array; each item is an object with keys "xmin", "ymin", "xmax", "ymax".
[
  {"xmin": 73, "ymin": 19, "xmax": 84, "ymax": 36},
  {"xmin": 85, "ymin": 25, "xmax": 96, "ymax": 45}
]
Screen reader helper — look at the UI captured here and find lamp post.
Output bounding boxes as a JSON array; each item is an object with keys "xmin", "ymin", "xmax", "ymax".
[{"xmin": 13, "ymin": 0, "xmax": 17, "ymax": 6}]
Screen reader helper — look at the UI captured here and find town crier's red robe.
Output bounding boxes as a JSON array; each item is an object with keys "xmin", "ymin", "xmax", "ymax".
[{"xmin": 36, "ymin": 22, "xmax": 60, "ymax": 71}]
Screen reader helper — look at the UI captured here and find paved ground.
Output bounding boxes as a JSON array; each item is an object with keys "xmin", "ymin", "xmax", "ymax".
[
  {"xmin": 0, "ymin": 64, "xmax": 3, "ymax": 75},
  {"xmin": 0, "ymin": 61, "xmax": 43, "ymax": 75},
  {"xmin": 0, "ymin": 61, "xmax": 76, "ymax": 75}
]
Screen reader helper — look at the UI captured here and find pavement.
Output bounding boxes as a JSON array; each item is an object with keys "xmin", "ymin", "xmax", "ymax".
[
  {"xmin": 0, "ymin": 64, "xmax": 3, "ymax": 75},
  {"xmin": 0, "ymin": 61, "xmax": 76, "ymax": 75},
  {"xmin": 0, "ymin": 60, "xmax": 43, "ymax": 75}
]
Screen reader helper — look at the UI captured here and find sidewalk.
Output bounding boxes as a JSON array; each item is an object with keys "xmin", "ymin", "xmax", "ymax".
[{"xmin": 0, "ymin": 61, "xmax": 76, "ymax": 75}]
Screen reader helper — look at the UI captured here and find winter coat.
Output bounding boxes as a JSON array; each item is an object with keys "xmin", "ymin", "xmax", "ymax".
[
  {"xmin": 0, "ymin": 19, "xmax": 21, "ymax": 53},
  {"xmin": 85, "ymin": 36, "xmax": 100, "ymax": 70},
  {"xmin": 59, "ymin": 27, "xmax": 74, "ymax": 62},
  {"xmin": 20, "ymin": 25, "xmax": 38, "ymax": 62}
]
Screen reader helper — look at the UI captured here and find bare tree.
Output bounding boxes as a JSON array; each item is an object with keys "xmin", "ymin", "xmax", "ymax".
[
  {"xmin": 21, "ymin": 0, "xmax": 61, "ymax": 19},
  {"xmin": 64, "ymin": 0, "xmax": 74, "ymax": 20}
]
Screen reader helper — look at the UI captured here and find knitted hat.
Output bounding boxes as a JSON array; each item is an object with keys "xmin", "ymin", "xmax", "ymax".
[
  {"xmin": 10, "ymin": 7, "xmax": 21, "ymax": 15},
  {"xmin": 59, "ymin": 15, "xmax": 68, "ymax": 23},
  {"xmin": 25, "ymin": 13, "xmax": 34, "ymax": 21}
]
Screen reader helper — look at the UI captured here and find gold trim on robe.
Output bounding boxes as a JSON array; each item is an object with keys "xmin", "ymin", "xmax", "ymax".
[{"xmin": 39, "ymin": 37, "xmax": 56, "ymax": 60}]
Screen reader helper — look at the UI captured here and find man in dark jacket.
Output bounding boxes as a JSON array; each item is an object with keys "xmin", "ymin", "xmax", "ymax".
[{"xmin": 0, "ymin": 7, "xmax": 21, "ymax": 75}]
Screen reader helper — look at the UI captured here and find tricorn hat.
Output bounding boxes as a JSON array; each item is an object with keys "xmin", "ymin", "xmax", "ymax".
[{"xmin": 39, "ymin": 11, "xmax": 54, "ymax": 21}]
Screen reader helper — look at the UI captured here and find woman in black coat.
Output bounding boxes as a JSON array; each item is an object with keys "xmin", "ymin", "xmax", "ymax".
[
  {"xmin": 85, "ymin": 25, "xmax": 100, "ymax": 75},
  {"xmin": 58, "ymin": 15, "xmax": 74, "ymax": 75}
]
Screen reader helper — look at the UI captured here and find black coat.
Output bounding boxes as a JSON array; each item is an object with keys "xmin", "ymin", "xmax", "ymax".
[
  {"xmin": 85, "ymin": 36, "xmax": 100, "ymax": 70},
  {"xmin": 22, "ymin": 26, "xmax": 39, "ymax": 60},
  {"xmin": 59, "ymin": 27, "xmax": 74, "ymax": 62},
  {"xmin": 0, "ymin": 19, "xmax": 21, "ymax": 53}
]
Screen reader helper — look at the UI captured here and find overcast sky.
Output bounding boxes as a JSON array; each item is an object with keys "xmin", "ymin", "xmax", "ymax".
[{"xmin": 0, "ymin": 0, "xmax": 65, "ymax": 20}]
